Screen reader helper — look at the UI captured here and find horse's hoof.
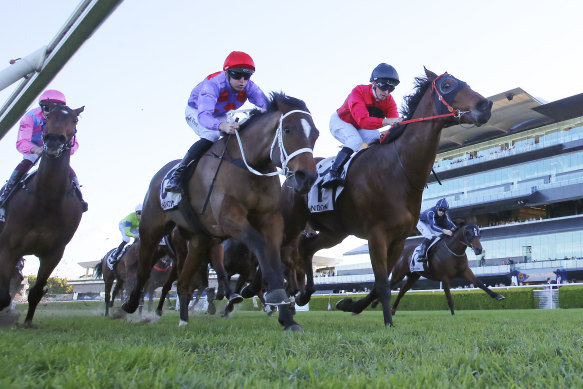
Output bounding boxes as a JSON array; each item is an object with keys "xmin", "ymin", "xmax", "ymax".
[
  {"xmin": 496, "ymin": 294, "xmax": 505, "ymax": 301},
  {"xmin": 240, "ymin": 284, "xmax": 256, "ymax": 299},
  {"xmin": 391, "ymin": 308, "xmax": 396, "ymax": 315},
  {"xmin": 207, "ymin": 303, "xmax": 216, "ymax": 315},
  {"xmin": 285, "ymin": 324, "xmax": 304, "ymax": 332},
  {"xmin": 294, "ymin": 292, "xmax": 310, "ymax": 307},
  {"xmin": 120, "ymin": 302, "xmax": 136, "ymax": 314},
  {"xmin": 228, "ymin": 294, "xmax": 243, "ymax": 305},
  {"xmin": 335, "ymin": 298, "xmax": 353, "ymax": 312},
  {"xmin": 265, "ymin": 289, "xmax": 292, "ymax": 305},
  {"xmin": 178, "ymin": 320, "xmax": 188, "ymax": 327},
  {"xmin": 155, "ymin": 310, "xmax": 162, "ymax": 317}
]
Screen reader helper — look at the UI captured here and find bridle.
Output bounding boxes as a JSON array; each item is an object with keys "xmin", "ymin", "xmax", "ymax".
[
  {"xmin": 233, "ymin": 109, "xmax": 313, "ymax": 177},
  {"xmin": 41, "ymin": 107, "xmax": 77, "ymax": 159},
  {"xmin": 444, "ymin": 225, "xmax": 481, "ymax": 257},
  {"xmin": 379, "ymin": 73, "xmax": 470, "ymax": 143}
]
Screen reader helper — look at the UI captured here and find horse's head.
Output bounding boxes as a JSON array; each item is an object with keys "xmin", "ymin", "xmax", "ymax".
[
  {"xmin": 268, "ymin": 93, "xmax": 319, "ymax": 194},
  {"xmin": 457, "ymin": 223, "xmax": 483, "ymax": 256},
  {"xmin": 424, "ymin": 68, "xmax": 492, "ymax": 127},
  {"xmin": 42, "ymin": 102, "xmax": 84, "ymax": 158}
]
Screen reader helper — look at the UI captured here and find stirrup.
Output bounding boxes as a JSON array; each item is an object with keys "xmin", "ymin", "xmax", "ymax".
[{"xmin": 321, "ymin": 172, "xmax": 344, "ymax": 188}]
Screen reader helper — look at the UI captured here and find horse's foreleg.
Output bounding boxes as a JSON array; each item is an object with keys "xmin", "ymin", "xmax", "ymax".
[
  {"xmin": 156, "ymin": 266, "xmax": 177, "ymax": 316},
  {"xmin": 369, "ymin": 232, "xmax": 396, "ymax": 327},
  {"xmin": 122, "ymin": 238, "xmax": 158, "ymax": 314},
  {"xmin": 0, "ymin": 248, "xmax": 21, "ymax": 310},
  {"xmin": 464, "ymin": 269, "xmax": 505, "ymax": 300},
  {"xmin": 296, "ymin": 231, "xmax": 344, "ymax": 306},
  {"xmin": 442, "ymin": 280, "xmax": 455, "ymax": 315},
  {"xmin": 104, "ymin": 280, "xmax": 114, "ymax": 316},
  {"xmin": 177, "ymin": 237, "xmax": 210, "ymax": 326},
  {"xmin": 391, "ymin": 273, "xmax": 420, "ymax": 314},
  {"xmin": 111, "ymin": 279, "xmax": 122, "ymax": 306},
  {"xmin": 24, "ymin": 252, "xmax": 62, "ymax": 326},
  {"xmin": 210, "ymin": 243, "xmax": 241, "ymax": 310}
]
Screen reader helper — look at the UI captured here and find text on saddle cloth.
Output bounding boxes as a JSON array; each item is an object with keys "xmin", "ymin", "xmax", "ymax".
[
  {"xmin": 160, "ymin": 164, "xmax": 182, "ymax": 211},
  {"xmin": 307, "ymin": 154, "xmax": 357, "ymax": 213}
]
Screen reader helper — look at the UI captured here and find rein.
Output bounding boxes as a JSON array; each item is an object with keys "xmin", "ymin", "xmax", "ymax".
[
  {"xmin": 379, "ymin": 73, "xmax": 469, "ymax": 143},
  {"xmin": 233, "ymin": 109, "xmax": 313, "ymax": 177},
  {"xmin": 443, "ymin": 228, "xmax": 476, "ymax": 257}
]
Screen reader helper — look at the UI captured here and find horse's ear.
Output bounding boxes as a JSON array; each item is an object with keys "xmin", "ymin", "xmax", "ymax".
[
  {"xmin": 74, "ymin": 106, "xmax": 85, "ymax": 116},
  {"xmin": 424, "ymin": 67, "xmax": 438, "ymax": 81}
]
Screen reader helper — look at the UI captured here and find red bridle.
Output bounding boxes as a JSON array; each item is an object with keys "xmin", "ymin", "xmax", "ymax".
[{"xmin": 380, "ymin": 73, "xmax": 466, "ymax": 143}]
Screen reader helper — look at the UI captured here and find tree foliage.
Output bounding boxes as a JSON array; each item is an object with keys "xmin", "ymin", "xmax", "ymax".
[{"xmin": 26, "ymin": 276, "xmax": 73, "ymax": 294}]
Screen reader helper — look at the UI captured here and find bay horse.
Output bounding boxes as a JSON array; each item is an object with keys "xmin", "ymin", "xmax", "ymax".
[
  {"xmin": 286, "ymin": 69, "xmax": 493, "ymax": 327},
  {"xmin": 95, "ymin": 247, "xmax": 127, "ymax": 316},
  {"xmin": 385, "ymin": 221, "xmax": 505, "ymax": 315},
  {"xmin": 144, "ymin": 255, "xmax": 173, "ymax": 312},
  {"xmin": 0, "ymin": 103, "xmax": 85, "ymax": 326},
  {"xmin": 122, "ymin": 93, "xmax": 319, "ymax": 331}
]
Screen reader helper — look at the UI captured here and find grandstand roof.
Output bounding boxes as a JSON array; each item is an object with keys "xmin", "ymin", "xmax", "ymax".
[{"xmin": 438, "ymin": 89, "xmax": 582, "ymax": 152}]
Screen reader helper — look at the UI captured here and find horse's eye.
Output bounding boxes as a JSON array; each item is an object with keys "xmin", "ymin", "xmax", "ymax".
[{"xmin": 283, "ymin": 127, "xmax": 290, "ymax": 134}]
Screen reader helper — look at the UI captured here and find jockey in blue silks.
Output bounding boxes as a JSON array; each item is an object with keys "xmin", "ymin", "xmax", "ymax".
[{"xmin": 416, "ymin": 198, "xmax": 457, "ymax": 262}]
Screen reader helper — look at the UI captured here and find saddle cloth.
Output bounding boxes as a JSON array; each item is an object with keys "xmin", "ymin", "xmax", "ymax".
[
  {"xmin": 106, "ymin": 245, "xmax": 129, "ymax": 270},
  {"xmin": 409, "ymin": 237, "xmax": 441, "ymax": 272},
  {"xmin": 0, "ymin": 170, "xmax": 39, "ymax": 222},
  {"xmin": 160, "ymin": 164, "xmax": 182, "ymax": 211},
  {"xmin": 307, "ymin": 154, "xmax": 357, "ymax": 213}
]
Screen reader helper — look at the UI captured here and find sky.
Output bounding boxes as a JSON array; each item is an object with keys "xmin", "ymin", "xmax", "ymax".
[{"xmin": 1, "ymin": 0, "xmax": 582, "ymax": 279}]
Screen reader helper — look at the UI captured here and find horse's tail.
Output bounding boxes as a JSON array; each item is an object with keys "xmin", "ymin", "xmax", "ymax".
[{"xmin": 94, "ymin": 262, "xmax": 103, "ymax": 279}]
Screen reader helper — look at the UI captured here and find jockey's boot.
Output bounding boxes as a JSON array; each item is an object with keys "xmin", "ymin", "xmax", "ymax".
[
  {"xmin": 417, "ymin": 238, "xmax": 431, "ymax": 262},
  {"xmin": 113, "ymin": 241, "xmax": 127, "ymax": 261},
  {"xmin": 166, "ymin": 138, "xmax": 214, "ymax": 193},
  {"xmin": 321, "ymin": 147, "xmax": 353, "ymax": 188},
  {"xmin": 0, "ymin": 160, "xmax": 32, "ymax": 208},
  {"xmin": 72, "ymin": 177, "xmax": 88, "ymax": 212}
]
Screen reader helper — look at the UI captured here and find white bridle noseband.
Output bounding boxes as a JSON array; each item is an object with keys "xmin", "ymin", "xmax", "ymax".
[{"xmin": 233, "ymin": 109, "xmax": 313, "ymax": 177}]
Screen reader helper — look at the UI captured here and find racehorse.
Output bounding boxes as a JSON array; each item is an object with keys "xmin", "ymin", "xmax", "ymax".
[
  {"xmin": 0, "ymin": 103, "xmax": 85, "ymax": 326},
  {"xmin": 95, "ymin": 247, "xmax": 127, "ymax": 316},
  {"xmin": 286, "ymin": 69, "xmax": 493, "ymax": 327},
  {"xmin": 144, "ymin": 255, "xmax": 173, "ymax": 312},
  {"xmin": 386, "ymin": 221, "xmax": 505, "ymax": 315},
  {"xmin": 122, "ymin": 93, "xmax": 319, "ymax": 331}
]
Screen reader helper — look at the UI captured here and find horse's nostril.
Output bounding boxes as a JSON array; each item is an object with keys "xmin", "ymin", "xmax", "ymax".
[{"xmin": 477, "ymin": 99, "xmax": 493, "ymax": 113}]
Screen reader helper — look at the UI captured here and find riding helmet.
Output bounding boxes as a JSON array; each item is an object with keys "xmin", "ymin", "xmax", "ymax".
[
  {"xmin": 435, "ymin": 198, "xmax": 449, "ymax": 210},
  {"xmin": 135, "ymin": 203, "xmax": 143, "ymax": 213},
  {"xmin": 39, "ymin": 89, "xmax": 66, "ymax": 105},
  {"xmin": 370, "ymin": 63, "xmax": 400, "ymax": 85},
  {"xmin": 223, "ymin": 51, "xmax": 255, "ymax": 74}
]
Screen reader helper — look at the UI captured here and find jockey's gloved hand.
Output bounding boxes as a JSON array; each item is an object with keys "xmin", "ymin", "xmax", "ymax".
[
  {"xmin": 220, "ymin": 121, "xmax": 239, "ymax": 134},
  {"xmin": 382, "ymin": 117, "xmax": 403, "ymax": 126}
]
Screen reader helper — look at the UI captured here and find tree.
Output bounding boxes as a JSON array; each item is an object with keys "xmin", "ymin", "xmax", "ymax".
[{"xmin": 26, "ymin": 276, "xmax": 73, "ymax": 294}]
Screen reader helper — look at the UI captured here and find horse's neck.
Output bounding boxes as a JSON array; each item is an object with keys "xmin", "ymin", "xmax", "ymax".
[
  {"xmin": 228, "ymin": 112, "xmax": 280, "ymax": 167},
  {"xmin": 35, "ymin": 153, "xmax": 71, "ymax": 200},
  {"xmin": 395, "ymin": 96, "xmax": 445, "ymax": 179}
]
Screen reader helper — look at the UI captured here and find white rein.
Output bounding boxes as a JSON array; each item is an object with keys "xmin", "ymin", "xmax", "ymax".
[{"xmin": 232, "ymin": 109, "xmax": 313, "ymax": 177}]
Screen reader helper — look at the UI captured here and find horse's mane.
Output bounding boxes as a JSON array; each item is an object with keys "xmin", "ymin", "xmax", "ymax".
[
  {"xmin": 238, "ymin": 92, "xmax": 308, "ymax": 132},
  {"xmin": 400, "ymin": 76, "xmax": 431, "ymax": 121},
  {"xmin": 381, "ymin": 75, "xmax": 432, "ymax": 144}
]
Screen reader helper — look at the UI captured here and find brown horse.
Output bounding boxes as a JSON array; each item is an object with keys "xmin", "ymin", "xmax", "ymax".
[
  {"xmin": 95, "ymin": 247, "xmax": 127, "ymax": 316},
  {"xmin": 122, "ymin": 93, "xmax": 319, "ymax": 331},
  {"xmin": 155, "ymin": 228, "xmax": 221, "ymax": 317},
  {"xmin": 384, "ymin": 221, "xmax": 505, "ymax": 315},
  {"xmin": 144, "ymin": 255, "xmax": 173, "ymax": 312},
  {"xmin": 0, "ymin": 103, "xmax": 85, "ymax": 326},
  {"xmin": 285, "ymin": 69, "xmax": 493, "ymax": 327}
]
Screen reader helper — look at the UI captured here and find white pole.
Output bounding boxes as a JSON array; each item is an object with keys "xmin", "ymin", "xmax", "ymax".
[{"xmin": 0, "ymin": 47, "xmax": 47, "ymax": 91}]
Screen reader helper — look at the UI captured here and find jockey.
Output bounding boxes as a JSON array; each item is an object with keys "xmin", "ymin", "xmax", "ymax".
[
  {"xmin": 166, "ymin": 51, "xmax": 268, "ymax": 192},
  {"xmin": 112, "ymin": 204, "xmax": 142, "ymax": 262},
  {"xmin": 416, "ymin": 198, "xmax": 457, "ymax": 262},
  {"xmin": 321, "ymin": 63, "xmax": 403, "ymax": 188},
  {"xmin": 0, "ymin": 90, "xmax": 87, "ymax": 211}
]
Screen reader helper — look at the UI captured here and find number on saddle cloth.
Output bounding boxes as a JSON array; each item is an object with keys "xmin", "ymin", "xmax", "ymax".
[
  {"xmin": 160, "ymin": 164, "xmax": 183, "ymax": 211},
  {"xmin": 307, "ymin": 156, "xmax": 355, "ymax": 214}
]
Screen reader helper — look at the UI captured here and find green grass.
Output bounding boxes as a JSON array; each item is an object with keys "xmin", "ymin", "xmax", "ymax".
[{"xmin": 1, "ymin": 303, "xmax": 582, "ymax": 388}]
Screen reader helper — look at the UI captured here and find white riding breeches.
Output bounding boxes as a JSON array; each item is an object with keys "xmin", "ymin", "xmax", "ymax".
[
  {"xmin": 417, "ymin": 220, "xmax": 440, "ymax": 239},
  {"xmin": 185, "ymin": 106, "xmax": 227, "ymax": 142},
  {"xmin": 329, "ymin": 111, "xmax": 381, "ymax": 152}
]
